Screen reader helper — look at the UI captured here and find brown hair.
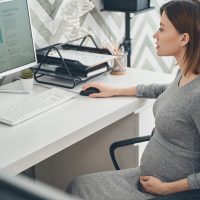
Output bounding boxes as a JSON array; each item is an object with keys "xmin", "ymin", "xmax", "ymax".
[{"xmin": 160, "ymin": 0, "xmax": 200, "ymax": 75}]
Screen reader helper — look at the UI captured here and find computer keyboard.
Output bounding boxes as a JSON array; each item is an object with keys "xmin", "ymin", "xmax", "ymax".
[{"xmin": 0, "ymin": 88, "xmax": 77, "ymax": 126}]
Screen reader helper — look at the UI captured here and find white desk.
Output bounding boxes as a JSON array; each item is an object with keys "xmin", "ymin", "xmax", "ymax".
[{"xmin": 0, "ymin": 69, "xmax": 174, "ymax": 188}]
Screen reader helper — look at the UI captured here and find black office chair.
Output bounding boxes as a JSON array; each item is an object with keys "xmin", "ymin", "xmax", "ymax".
[{"xmin": 109, "ymin": 134, "xmax": 200, "ymax": 200}]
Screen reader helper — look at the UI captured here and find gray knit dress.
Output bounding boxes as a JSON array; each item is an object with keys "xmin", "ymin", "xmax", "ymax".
[{"xmin": 67, "ymin": 71, "xmax": 200, "ymax": 200}]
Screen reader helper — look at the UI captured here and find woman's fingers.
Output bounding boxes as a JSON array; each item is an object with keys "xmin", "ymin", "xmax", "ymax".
[
  {"xmin": 140, "ymin": 176, "xmax": 150, "ymax": 181},
  {"xmin": 82, "ymin": 82, "xmax": 99, "ymax": 90}
]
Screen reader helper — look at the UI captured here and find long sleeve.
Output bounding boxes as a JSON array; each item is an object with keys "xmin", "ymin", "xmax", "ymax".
[
  {"xmin": 187, "ymin": 92, "xmax": 200, "ymax": 189},
  {"xmin": 136, "ymin": 83, "xmax": 169, "ymax": 99}
]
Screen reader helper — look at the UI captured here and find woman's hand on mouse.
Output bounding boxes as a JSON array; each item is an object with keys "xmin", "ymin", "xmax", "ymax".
[
  {"xmin": 82, "ymin": 82, "xmax": 117, "ymax": 98},
  {"xmin": 83, "ymin": 82, "xmax": 138, "ymax": 98}
]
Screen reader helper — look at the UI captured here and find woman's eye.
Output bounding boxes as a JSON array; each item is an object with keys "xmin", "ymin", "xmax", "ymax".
[{"xmin": 159, "ymin": 28, "xmax": 163, "ymax": 32}]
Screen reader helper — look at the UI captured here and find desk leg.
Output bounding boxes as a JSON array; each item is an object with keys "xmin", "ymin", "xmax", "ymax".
[{"xmin": 134, "ymin": 106, "xmax": 155, "ymax": 164}]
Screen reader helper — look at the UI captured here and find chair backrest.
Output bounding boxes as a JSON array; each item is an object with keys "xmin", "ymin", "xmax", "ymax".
[
  {"xmin": 109, "ymin": 127, "xmax": 155, "ymax": 170},
  {"xmin": 110, "ymin": 134, "xmax": 151, "ymax": 170}
]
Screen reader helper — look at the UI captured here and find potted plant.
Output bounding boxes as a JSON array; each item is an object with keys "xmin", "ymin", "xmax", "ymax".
[{"xmin": 20, "ymin": 68, "xmax": 34, "ymax": 91}]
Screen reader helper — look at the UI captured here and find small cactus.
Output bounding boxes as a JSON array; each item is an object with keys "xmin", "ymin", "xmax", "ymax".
[{"xmin": 20, "ymin": 68, "xmax": 33, "ymax": 79}]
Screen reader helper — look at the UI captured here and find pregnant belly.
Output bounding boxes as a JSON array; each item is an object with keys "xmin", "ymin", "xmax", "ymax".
[{"xmin": 140, "ymin": 134, "xmax": 200, "ymax": 182}]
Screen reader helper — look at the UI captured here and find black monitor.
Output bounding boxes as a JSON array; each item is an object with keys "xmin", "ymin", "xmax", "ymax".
[{"xmin": 0, "ymin": 173, "xmax": 81, "ymax": 200}]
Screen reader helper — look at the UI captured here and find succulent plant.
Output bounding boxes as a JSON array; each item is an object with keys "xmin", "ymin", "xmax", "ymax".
[{"xmin": 20, "ymin": 68, "xmax": 33, "ymax": 79}]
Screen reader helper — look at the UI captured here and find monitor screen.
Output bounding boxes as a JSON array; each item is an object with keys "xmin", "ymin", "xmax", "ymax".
[{"xmin": 0, "ymin": 0, "xmax": 37, "ymax": 77}]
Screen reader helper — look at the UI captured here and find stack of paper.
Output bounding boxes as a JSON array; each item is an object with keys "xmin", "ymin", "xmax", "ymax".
[{"xmin": 49, "ymin": 50, "xmax": 116, "ymax": 67}]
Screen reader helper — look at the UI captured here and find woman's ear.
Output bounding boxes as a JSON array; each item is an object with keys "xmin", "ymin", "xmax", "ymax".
[{"xmin": 180, "ymin": 33, "xmax": 190, "ymax": 47}]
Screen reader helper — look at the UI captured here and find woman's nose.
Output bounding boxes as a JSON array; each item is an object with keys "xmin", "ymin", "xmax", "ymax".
[{"xmin": 153, "ymin": 31, "xmax": 158, "ymax": 39}]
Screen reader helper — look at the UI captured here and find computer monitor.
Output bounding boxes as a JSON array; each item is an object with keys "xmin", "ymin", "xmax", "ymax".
[
  {"xmin": 0, "ymin": 0, "xmax": 37, "ymax": 78},
  {"xmin": 0, "ymin": 173, "xmax": 81, "ymax": 200}
]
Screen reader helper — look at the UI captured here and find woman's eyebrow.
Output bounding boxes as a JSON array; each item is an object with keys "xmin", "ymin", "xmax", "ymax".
[{"xmin": 160, "ymin": 23, "xmax": 166, "ymax": 27}]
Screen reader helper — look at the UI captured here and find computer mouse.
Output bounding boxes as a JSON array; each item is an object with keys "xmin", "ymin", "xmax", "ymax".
[{"xmin": 80, "ymin": 87, "xmax": 100, "ymax": 96}]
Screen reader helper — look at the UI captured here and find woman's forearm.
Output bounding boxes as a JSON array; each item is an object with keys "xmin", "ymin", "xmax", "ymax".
[
  {"xmin": 113, "ymin": 86, "xmax": 137, "ymax": 96},
  {"xmin": 163, "ymin": 178, "xmax": 190, "ymax": 195}
]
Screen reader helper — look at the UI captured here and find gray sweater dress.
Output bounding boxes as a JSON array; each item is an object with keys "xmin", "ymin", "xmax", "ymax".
[{"xmin": 67, "ymin": 71, "xmax": 200, "ymax": 200}]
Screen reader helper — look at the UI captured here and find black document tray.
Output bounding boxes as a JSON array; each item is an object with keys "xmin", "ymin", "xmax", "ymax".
[{"xmin": 34, "ymin": 36, "xmax": 112, "ymax": 89}]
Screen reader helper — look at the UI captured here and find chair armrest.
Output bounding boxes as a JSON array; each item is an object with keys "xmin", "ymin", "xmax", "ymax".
[
  {"xmin": 150, "ymin": 189, "xmax": 200, "ymax": 200},
  {"xmin": 109, "ymin": 135, "xmax": 151, "ymax": 170}
]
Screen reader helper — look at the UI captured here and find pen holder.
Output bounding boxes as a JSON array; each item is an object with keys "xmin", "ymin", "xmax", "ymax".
[{"xmin": 110, "ymin": 51, "xmax": 128, "ymax": 75}]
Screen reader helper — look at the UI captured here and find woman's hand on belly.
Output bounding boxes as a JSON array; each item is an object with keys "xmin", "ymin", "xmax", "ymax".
[
  {"xmin": 140, "ymin": 176, "xmax": 166, "ymax": 195},
  {"xmin": 140, "ymin": 176, "xmax": 190, "ymax": 195}
]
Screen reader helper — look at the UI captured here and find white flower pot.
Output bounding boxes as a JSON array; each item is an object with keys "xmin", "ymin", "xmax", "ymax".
[{"xmin": 21, "ymin": 78, "xmax": 34, "ymax": 92}]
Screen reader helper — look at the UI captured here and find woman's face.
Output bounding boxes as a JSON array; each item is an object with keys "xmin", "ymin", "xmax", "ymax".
[{"xmin": 153, "ymin": 11, "xmax": 184, "ymax": 57}]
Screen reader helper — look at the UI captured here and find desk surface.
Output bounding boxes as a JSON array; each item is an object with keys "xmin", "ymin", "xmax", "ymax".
[{"xmin": 0, "ymin": 69, "xmax": 174, "ymax": 175}]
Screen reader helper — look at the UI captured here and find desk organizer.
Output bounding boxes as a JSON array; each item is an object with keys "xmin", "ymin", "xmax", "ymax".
[{"xmin": 34, "ymin": 35, "xmax": 111, "ymax": 89}]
